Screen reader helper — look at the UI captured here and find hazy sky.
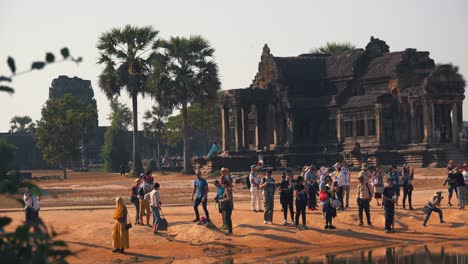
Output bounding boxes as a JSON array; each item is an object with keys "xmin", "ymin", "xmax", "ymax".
[{"xmin": 1, "ymin": 0, "xmax": 467, "ymax": 132}]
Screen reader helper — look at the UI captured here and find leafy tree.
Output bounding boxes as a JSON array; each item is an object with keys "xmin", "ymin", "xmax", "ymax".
[
  {"xmin": 143, "ymin": 105, "xmax": 170, "ymax": 170},
  {"xmin": 150, "ymin": 36, "xmax": 221, "ymax": 173},
  {"xmin": 97, "ymin": 25, "xmax": 161, "ymax": 175},
  {"xmin": 102, "ymin": 98, "xmax": 132, "ymax": 172},
  {"xmin": 0, "ymin": 138, "xmax": 16, "ymax": 176},
  {"xmin": 310, "ymin": 41, "xmax": 355, "ymax": 54},
  {"xmin": 35, "ymin": 95, "xmax": 96, "ymax": 179},
  {"xmin": 9, "ymin": 115, "xmax": 36, "ymax": 134},
  {"xmin": 0, "ymin": 48, "xmax": 82, "ymax": 94}
]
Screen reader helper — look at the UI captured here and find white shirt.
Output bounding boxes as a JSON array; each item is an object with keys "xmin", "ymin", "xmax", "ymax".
[
  {"xmin": 24, "ymin": 192, "xmax": 40, "ymax": 211},
  {"xmin": 341, "ymin": 168, "xmax": 350, "ymax": 186},
  {"xmin": 149, "ymin": 189, "xmax": 161, "ymax": 207},
  {"xmin": 249, "ymin": 172, "xmax": 260, "ymax": 187}
]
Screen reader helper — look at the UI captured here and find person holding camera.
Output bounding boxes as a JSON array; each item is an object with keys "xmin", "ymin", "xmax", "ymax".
[
  {"xmin": 260, "ymin": 169, "xmax": 276, "ymax": 224},
  {"xmin": 423, "ymin": 191, "xmax": 445, "ymax": 227}
]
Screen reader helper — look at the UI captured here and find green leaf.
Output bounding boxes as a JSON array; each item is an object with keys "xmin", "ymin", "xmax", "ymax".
[
  {"xmin": 0, "ymin": 85, "xmax": 14, "ymax": 94},
  {"xmin": 7, "ymin": 56, "xmax": 16, "ymax": 74},
  {"xmin": 31, "ymin": 61, "xmax": 46, "ymax": 70},
  {"xmin": 60, "ymin": 47, "xmax": 70, "ymax": 59},
  {"xmin": 45, "ymin": 52, "xmax": 55, "ymax": 63},
  {"xmin": 0, "ymin": 76, "xmax": 12, "ymax": 82}
]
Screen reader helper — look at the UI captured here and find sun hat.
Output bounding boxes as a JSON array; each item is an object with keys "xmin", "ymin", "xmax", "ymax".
[
  {"xmin": 361, "ymin": 163, "xmax": 368, "ymax": 170},
  {"xmin": 333, "ymin": 162, "xmax": 341, "ymax": 168}
]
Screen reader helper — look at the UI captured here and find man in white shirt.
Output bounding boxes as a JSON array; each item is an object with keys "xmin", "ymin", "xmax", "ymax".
[
  {"xmin": 24, "ymin": 187, "xmax": 40, "ymax": 232},
  {"xmin": 249, "ymin": 165, "xmax": 263, "ymax": 212},
  {"xmin": 149, "ymin": 183, "xmax": 162, "ymax": 234},
  {"xmin": 341, "ymin": 161, "xmax": 351, "ymax": 209}
]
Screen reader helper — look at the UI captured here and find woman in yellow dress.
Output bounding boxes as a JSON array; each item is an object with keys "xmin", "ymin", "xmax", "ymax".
[{"xmin": 112, "ymin": 197, "xmax": 129, "ymax": 253}]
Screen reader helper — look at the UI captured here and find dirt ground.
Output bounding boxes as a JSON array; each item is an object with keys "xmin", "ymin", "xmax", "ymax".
[{"xmin": 1, "ymin": 169, "xmax": 467, "ymax": 263}]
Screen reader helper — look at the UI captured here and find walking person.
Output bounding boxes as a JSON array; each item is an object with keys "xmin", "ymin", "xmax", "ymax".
[
  {"xmin": 280, "ymin": 171, "xmax": 294, "ymax": 225},
  {"xmin": 444, "ymin": 162, "xmax": 458, "ymax": 206},
  {"xmin": 382, "ymin": 178, "xmax": 396, "ymax": 233},
  {"xmin": 372, "ymin": 166, "xmax": 384, "ymax": 206},
  {"xmin": 388, "ymin": 165, "xmax": 401, "ymax": 206},
  {"xmin": 294, "ymin": 176, "xmax": 308, "ymax": 229},
  {"xmin": 402, "ymin": 165, "xmax": 415, "ymax": 210},
  {"xmin": 219, "ymin": 180, "xmax": 234, "ymax": 235},
  {"xmin": 24, "ymin": 187, "xmax": 40, "ymax": 232},
  {"xmin": 249, "ymin": 165, "xmax": 263, "ymax": 212},
  {"xmin": 323, "ymin": 176, "xmax": 338, "ymax": 229},
  {"xmin": 341, "ymin": 161, "xmax": 351, "ymax": 209},
  {"xmin": 213, "ymin": 180, "xmax": 226, "ymax": 229},
  {"xmin": 138, "ymin": 177, "xmax": 152, "ymax": 226},
  {"xmin": 260, "ymin": 169, "xmax": 276, "ymax": 224},
  {"xmin": 149, "ymin": 183, "xmax": 162, "ymax": 234},
  {"xmin": 191, "ymin": 170, "xmax": 210, "ymax": 223},
  {"xmin": 112, "ymin": 197, "xmax": 129, "ymax": 253},
  {"xmin": 423, "ymin": 191, "xmax": 445, "ymax": 227},
  {"xmin": 130, "ymin": 179, "xmax": 141, "ymax": 225},
  {"xmin": 304, "ymin": 165, "xmax": 318, "ymax": 210},
  {"xmin": 356, "ymin": 175, "xmax": 373, "ymax": 227}
]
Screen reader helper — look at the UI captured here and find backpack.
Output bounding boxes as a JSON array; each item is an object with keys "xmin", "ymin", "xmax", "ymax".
[
  {"xmin": 246, "ymin": 175, "xmax": 251, "ymax": 189},
  {"xmin": 319, "ymin": 191, "xmax": 328, "ymax": 202}
]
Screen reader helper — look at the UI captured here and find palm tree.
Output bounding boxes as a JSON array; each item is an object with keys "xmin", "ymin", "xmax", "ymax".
[
  {"xmin": 310, "ymin": 41, "xmax": 355, "ymax": 55},
  {"xmin": 97, "ymin": 25, "xmax": 161, "ymax": 175},
  {"xmin": 149, "ymin": 36, "xmax": 220, "ymax": 173},
  {"xmin": 9, "ymin": 115, "xmax": 35, "ymax": 133}
]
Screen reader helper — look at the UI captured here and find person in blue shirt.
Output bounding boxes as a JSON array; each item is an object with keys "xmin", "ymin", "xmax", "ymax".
[
  {"xmin": 207, "ymin": 142, "xmax": 219, "ymax": 158},
  {"xmin": 213, "ymin": 180, "xmax": 226, "ymax": 229},
  {"xmin": 191, "ymin": 170, "xmax": 210, "ymax": 223}
]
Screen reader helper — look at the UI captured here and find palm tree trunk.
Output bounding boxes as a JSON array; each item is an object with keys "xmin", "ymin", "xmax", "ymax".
[
  {"xmin": 62, "ymin": 163, "xmax": 68, "ymax": 179},
  {"xmin": 182, "ymin": 102, "xmax": 192, "ymax": 174},
  {"xmin": 157, "ymin": 139, "xmax": 161, "ymax": 170},
  {"xmin": 132, "ymin": 94, "xmax": 144, "ymax": 175}
]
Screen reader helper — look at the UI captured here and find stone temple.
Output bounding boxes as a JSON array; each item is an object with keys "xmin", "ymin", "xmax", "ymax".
[{"xmin": 200, "ymin": 37, "xmax": 466, "ymax": 172}]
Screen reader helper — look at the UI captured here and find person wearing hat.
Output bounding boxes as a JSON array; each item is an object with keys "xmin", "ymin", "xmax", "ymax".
[
  {"xmin": 382, "ymin": 178, "xmax": 396, "ymax": 233},
  {"xmin": 259, "ymin": 170, "xmax": 276, "ymax": 224},
  {"xmin": 304, "ymin": 165, "xmax": 318, "ymax": 211},
  {"xmin": 356, "ymin": 174, "xmax": 373, "ymax": 227},
  {"xmin": 423, "ymin": 191, "xmax": 445, "ymax": 227},
  {"xmin": 249, "ymin": 165, "xmax": 263, "ymax": 212},
  {"xmin": 401, "ymin": 164, "xmax": 415, "ymax": 210},
  {"xmin": 358, "ymin": 163, "xmax": 371, "ymax": 183},
  {"xmin": 279, "ymin": 170, "xmax": 294, "ymax": 225}
]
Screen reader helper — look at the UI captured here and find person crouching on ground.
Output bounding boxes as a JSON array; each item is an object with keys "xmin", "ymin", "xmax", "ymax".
[
  {"xmin": 260, "ymin": 169, "xmax": 276, "ymax": 224},
  {"xmin": 219, "ymin": 180, "xmax": 234, "ymax": 236},
  {"xmin": 213, "ymin": 180, "xmax": 226, "ymax": 229},
  {"xmin": 294, "ymin": 176, "xmax": 308, "ymax": 229},
  {"xmin": 24, "ymin": 186, "xmax": 40, "ymax": 232},
  {"xmin": 382, "ymin": 178, "xmax": 396, "ymax": 233},
  {"xmin": 149, "ymin": 183, "xmax": 162, "ymax": 234},
  {"xmin": 191, "ymin": 170, "xmax": 210, "ymax": 223},
  {"xmin": 112, "ymin": 197, "xmax": 129, "ymax": 253},
  {"xmin": 423, "ymin": 191, "xmax": 445, "ymax": 227},
  {"xmin": 323, "ymin": 176, "xmax": 338, "ymax": 229},
  {"xmin": 279, "ymin": 172, "xmax": 294, "ymax": 225},
  {"xmin": 356, "ymin": 174, "xmax": 373, "ymax": 227}
]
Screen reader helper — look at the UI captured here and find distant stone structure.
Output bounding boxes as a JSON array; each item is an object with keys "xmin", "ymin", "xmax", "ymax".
[{"xmin": 198, "ymin": 37, "xmax": 466, "ymax": 172}]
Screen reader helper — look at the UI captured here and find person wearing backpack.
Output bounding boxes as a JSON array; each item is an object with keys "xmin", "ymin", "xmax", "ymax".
[
  {"xmin": 249, "ymin": 165, "xmax": 263, "ymax": 212},
  {"xmin": 356, "ymin": 174, "xmax": 373, "ymax": 227}
]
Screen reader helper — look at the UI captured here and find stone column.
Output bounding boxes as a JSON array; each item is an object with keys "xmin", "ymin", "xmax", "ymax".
[
  {"xmin": 234, "ymin": 105, "xmax": 242, "ymax": 151},
  {"xmin": 336, "ymin": 112, "xmax": 342, "ymax": 142},
  {"xmin": 409, "ymin": 101, "xmax": 416, "ymax": 143},
  {"xmin": 241, "ymin": 106, "xmax": 249, "ymax": 150},
  {"xmin": 423, "ymin": 102, "xmax": 430, "ymax": 143},
  {"xmin": 273, "ymin": 111, "xmax": 279, "ymax": 147},
  {"xmin": 452, "ymin": 101, "xmax": 459, "ymax": 144},
  {"xmin": 255, "ymin": 104, "xmax": 263, "ymax": 150},
  {"xmin": 431, "ymin": 103, "xmax": 436, "ymax": 143},
  {"xmin": 352, "ymin": 116, "xmax": 357, "ymax": 138},
  {"xmin": 220, "ymin": 105, "xmax": 229, "ymax": 151},
  {"xmin": 375, "ymin": 105, "xmax": 383, "ymax": 144},
  {"xmin": 286, "ymin": 112, "xmax": 295, "ymax": 147},
  {"xmin": 364, "ymin": 115, "xmax": 369, "ymax": 141}
]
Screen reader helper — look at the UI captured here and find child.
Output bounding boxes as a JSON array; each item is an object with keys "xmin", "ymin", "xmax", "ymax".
[
  {"xmin": 213, "ymin": 180, "xmax": 226, "ymax": 229},
  {"xmin": 423, "ymin": 191, "xmax": 445, "ymax": 227}
]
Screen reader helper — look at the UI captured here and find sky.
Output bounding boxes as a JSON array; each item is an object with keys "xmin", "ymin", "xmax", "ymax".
[{"xmin": 1, "ymin": 0, "xmax": 467, "ymax": 132}]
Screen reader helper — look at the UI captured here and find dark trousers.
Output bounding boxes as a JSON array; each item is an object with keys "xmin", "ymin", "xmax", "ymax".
[
  {"xmin": 357, "ymin": 198, "xmax": 371, "ymax": 224},
  {"xmin": 194, "ymin": 198, "xmax": 209, "ymax": 219},
  {"xmin": 282, "ymin": 199, "xmax": 294, "ymax": 221},
  {"xmin": 222, "ymin": 205, "xmax": 233, "ymax": 232},
  {"xmin": 384, "ymin": 203, "xmax": 395, "ymax": 231},
  {"xmin": 25, "ymin": 208, "xmax": 39, "ymax": 230},
  {"xmin": 402, "ymin": 185, "xmax": 413, "ymax": 207},
  {"xmin": 448, "ymin": 187, "xmax": 458, "ymax": 201},
  {"xmin": 264, "ymin": 196, "xmax": 274, "ymax": 222},
  {"xmin": 131, "ymin": 199, "xmax": 140, "ymax": 223},
  {"xmin": 337, "ymin": 187, "xmax": 344, "ymax": 209},
  {"xmin": 307, "ymin": 183, "xmax": 318, "ymax": 208},
  {"xmin": 295, "ymin": 200, "xmax": 306, "ymax": 226},
  {"xmin": 424, "ymin": 207, "xmax": 443, "ymax": 225}
]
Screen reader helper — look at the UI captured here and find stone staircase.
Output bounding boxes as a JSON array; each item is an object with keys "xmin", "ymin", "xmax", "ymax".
[{"xmin": 437, "ymin": 143, "xmax": 468, "ymax": 165}]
